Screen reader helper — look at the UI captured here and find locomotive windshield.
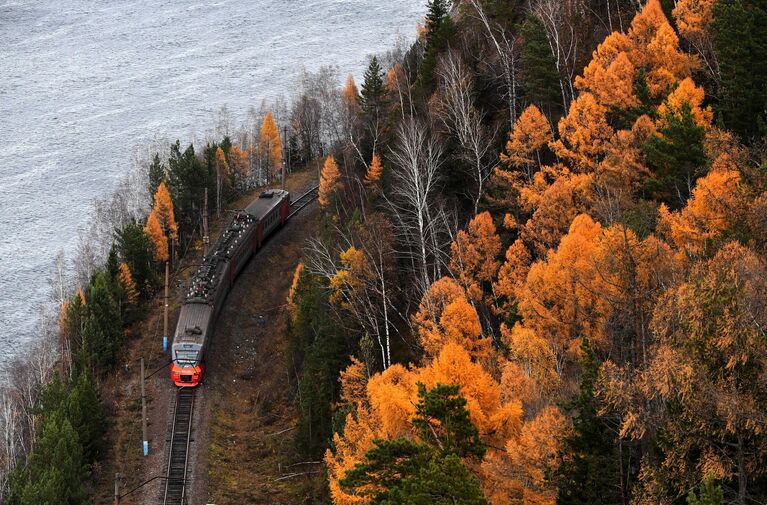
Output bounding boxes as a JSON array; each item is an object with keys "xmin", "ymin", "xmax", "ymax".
[{"xmin": 173, "ymin": 348, "xmax": 199, "ymax": 367}]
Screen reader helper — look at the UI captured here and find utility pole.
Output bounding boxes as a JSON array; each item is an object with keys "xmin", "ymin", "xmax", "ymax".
[
  {"xmin": 203, "ymin": 187, "xmax": 210, "ymax": 256},
  {"xmin": 281, "ymin": 126, "xmax": 287, "ymax": 191},
  {"xmin": 114, "ymin": 473, "xmax": 120, "ymax": 505},
  {"xmin": 163, "ymin": 261, "xmax": 169, "ymax": 352},
  {"xmin": 141, "ymin": 358, "xmax": 148, "ymax": 457}
]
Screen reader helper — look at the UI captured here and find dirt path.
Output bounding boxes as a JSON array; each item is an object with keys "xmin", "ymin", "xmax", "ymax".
[{"xmin": 92, "ymin": 171, "xmax": 320, "ymax": 504}]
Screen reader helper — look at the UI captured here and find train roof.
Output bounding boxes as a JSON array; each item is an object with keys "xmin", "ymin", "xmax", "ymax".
[
  {"xmin": 245, "ymin": 189, "xmax": 289, "ymax": 220},
  {"xmin": 185, "ymin": 210, "xmax": 256, "ymax": 303},
  {"xmin": 173, "ymin": 302, "xmax": 213, "ymax": 345}
]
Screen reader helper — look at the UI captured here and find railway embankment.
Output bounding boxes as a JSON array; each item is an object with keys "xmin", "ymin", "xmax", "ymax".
[{"xmin": 91, "ymin": 169, "xmax": 318, "ymax": 504}]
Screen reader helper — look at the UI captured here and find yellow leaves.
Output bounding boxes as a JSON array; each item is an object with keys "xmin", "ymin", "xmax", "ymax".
[
  {"xmin": 577, "ymin": 50, "xmax": 638, "ymax": 110},
  {"xmin": 500, "ymin": 105, "xmax": 552, "ymax": 174},
  {"xmin": 330, "ymin": 246, "xmax": 370, "ymax": 306},
  {"xmin": 287, "ymin": 262, "xmax": 303, "ymax": 318},
  {"xmin": 493, "ymin": 240, "xmax": 531, "ymax": 316},
  {"xmin": 339, "ymin": 357, "xmax": 369, "ymax": 408},
  {"xmin": 657, "ymin": 77, "xmax": 712, "ymax": 127},
  {"xmin": 502, "ymin": 324, "xmax": 557, "ymax": 404},
  {"xmin": 118, "ymin": 262, "xmax": 139, "ymax": 306},
  {"xmin": 657, "ymin": 154, "xmax": 742, "ymax": 256},
  {"xmin": 506, "ymin": 406, "xmax": 566, "ymax": 499},
  {"xmin": 228, "ymin": 144, "xmax": 249, "ymax": 179},
  {"xmin": 364, "ymin": 153, "xmax": 383, "ymax": 186},
  {"xmin": 412, "ymin": 277, "xmax": 491, "ymax": 359},
  {"xmin": 319, "ymin": 155, "xmax": 342, "ymax": 208},
  {"xmin": 343, "ymin": 74, "xmax": 359, "ymax": 106},
  {"xmin": 152, "ymin": 182, "xmax": 178, "ymax": 240},
  {"xmin": 259, "ymin": 111, "xmax": 282, "ymax": 172},
  {"xmin": 550, "ymin": 93, "xmax": 613, "ymax": 172},
  {"xmin": 144, "ymin": 211, "xmax": 168, "ymax": 262},
  {"xmin": 448, "ymin": 211, "xmax": 502, "ymax": 302},
  {"xmin": 386, "ymin": 63, "xmax": 405, "ymax": 93},
  {"xmin": 673, "ymin": 0, "xmax": 715, "ymax": 46}
]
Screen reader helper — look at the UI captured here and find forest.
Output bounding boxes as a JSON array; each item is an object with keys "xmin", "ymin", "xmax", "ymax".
[
  {"xmin": 287, "ymin": 0, "xmax": 767, "ymax": 504},
  {"xmin": 0, "ymin": 0, "xmax": 765, "ymax": 503}
]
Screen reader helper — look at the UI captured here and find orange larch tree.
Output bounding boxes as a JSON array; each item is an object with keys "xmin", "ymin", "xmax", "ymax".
[
  {"xmin": 657, "ymin": 153, "xmax": 743, "ymax": 257},
  {"xmin": 118, "ymin": 262, "xmax": 139, "ymax": 306},
  {"xmin": 144, "ymin": 211, "xmax": 168, "ymax": 263},
  {"xmin": 364, "ymin": 153, "xmax": 383, "ymax": 187},
  {"xmin": 448, "ymin": 211, "xmax": 502, "ymax": 303},
  {"xmin": 259, "ymin": 111, "xmax": 282, "ymax": 181},
  {"xmin": 151, "ymin": 182, "xmax": 178, "ymax": 241},
  {"xmin": 493, "ymin": 239, "xmax": 532, "ymax": 317},
  {"xmin": 499, "ymin": 104, "xmax": 552, "ymax": 182},
  {"xmin": 319, "ymin": 155, "xmax": 342, "ymax": 209}
]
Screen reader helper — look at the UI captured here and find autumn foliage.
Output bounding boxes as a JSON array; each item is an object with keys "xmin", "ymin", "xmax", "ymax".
[
  {"xmin": 310, "ymin": 0, "xmax": 767, "ymax": 503},
  {"xmin": 319, "ymin": 155, "xmax": 342, "ymax": 208}
]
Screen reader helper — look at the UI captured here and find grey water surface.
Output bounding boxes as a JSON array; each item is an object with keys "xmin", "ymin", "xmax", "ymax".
[{"xmin": 0, "ymin": 0, "xmax": 423, "ymax": 367}]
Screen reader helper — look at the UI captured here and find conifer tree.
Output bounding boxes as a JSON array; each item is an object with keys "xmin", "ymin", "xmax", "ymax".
[
  {"xmin": 144, "ymin": 211, "xmax": 168, "ymax": 263},
  {"xmin": 520, "ymin": 15, "xmax": 562, "ymax": 113},
  {"xmin": 339, "ymin": 383, "xmax": 489, "ymax": 505},
  {"xmin": 365, "ymin": 153, "xmax": 384, "ymax": 186},
  {"xmin": 712, "ymin": 0, "xmax": 767, "ymax": 139},
  {"xmin": 152, "ymin": 181, "xmax": 178, "ymax": 240},
  {"xmin": 115, "ymin": 220, "xmax": 155, "ymax": 294},
  {"xmin": 643, "ymin": 102, "xmax": 707, "ymax": 208},
  {"xmin": 259, "ymin": 111, "xmax": 282, "ymax": 182},
  {"xmin": 420, "ymin": 0, "xmax": 456, "ymax": 91},
  {"xmin": 556, "ymin": 338, "xmax": 624, "ymax": 505},
  {"xmin": 319, "ymin": 155, "xmax": 342, "ymax": 208},
  {"xmin": 687, "ymin": 475, "xmax": 724, "ymax": 505},
  {"xmin": 360, "ymin": 56, "xmax": 386, "ymax": 115},
  {"xmin": 81, "ymin": 271, "xmax": 122, "ymax": 371},
  {"xmin": 117, "ymin": 262, "xmax": 139, "ymax": 307},
  {"xmin": 147, "ymin": 152, "xmax": 166, "ymax": 205}
]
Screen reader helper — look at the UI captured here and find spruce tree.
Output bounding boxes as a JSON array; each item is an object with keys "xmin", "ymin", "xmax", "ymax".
[
  {"xmin": 66, "ymin": 372, "xmax": 107, "ymax": 462},
  {"xmin": 147, "ymin": 152, "xmax": 166, "ymax": 205},
  {"xmin": 340, "ymin": 384, "xmax": 489, "ymax": 504},
  {"xmin": 520, "ymin": 15, "xmax": 561, "ymax": 113},
  {"xmin": 643, "ymin": 102, "xmax": 707, "ymax": 208},
  {"xmin": 687, "ymin": 475, "xmax": 724, "ymax": 505},
  {"xmin": 81, "ymin": 271, "xmax": 123, "ymax": 372},
  {"xmin": 360, "ymin": 56, "xmax": 386, "ymax": 115},
  {"xmin": 420, "ymin": 0, "xmax": 456, "ymax": 91},
  {"xmin": 712, "ymin": 0, "xmax": 767, "ymax": 139},
  {"xmin": 556, "ymin": 338, "xmax": 624, "ymax": 505},
  {"xmin": 115, "ymin": 220, "xmax": 155, "ymax": 295}
]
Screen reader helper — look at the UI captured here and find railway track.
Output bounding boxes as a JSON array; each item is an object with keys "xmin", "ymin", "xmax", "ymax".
[
  {"xmin": 288, "ymin": 184, "xmax": 319, "ymax": 219},
  {"xmin": 163, "ymin": 387, "xmax": 195, "ymax": 505},
  {"xmin": 158, "ymin": 185, "xmax": 316, "ymax": 504}
]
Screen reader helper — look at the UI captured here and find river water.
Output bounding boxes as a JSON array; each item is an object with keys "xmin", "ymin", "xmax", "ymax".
[{"xmin": 0, "ymin": 0, "xmax": 422, "ymax": 367}]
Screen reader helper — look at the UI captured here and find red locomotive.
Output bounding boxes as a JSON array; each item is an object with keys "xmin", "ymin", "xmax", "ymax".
[{"xmin": 170, "ymin": 189, "xmax": 290, "ymax": 387}]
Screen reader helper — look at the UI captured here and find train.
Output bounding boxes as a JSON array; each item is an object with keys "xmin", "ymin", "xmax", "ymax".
[{"xmin": 170, "ymin": 189, "xmax": 291, "ymax": 387}]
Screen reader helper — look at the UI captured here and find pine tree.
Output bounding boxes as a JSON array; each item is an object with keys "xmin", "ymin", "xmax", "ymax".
[
  {"xmin": 339, "ymin": 383, "xmax": 489, "ymax": 504},
  {"xmin": 66, "ymin": 372, "xmax": 107, "ymax": 463},
  {"xmin": 556, "ymin": 338, "xmax": 625, "ymax": 505},
  {"xmin": 9, "ymin": 413, "xmax": 87, "ymax": 505},
  {"xmin": 687, "ymin": 475, "xmax": 724, "ymax": 505},
  {"xmin": 643, "ymin": 102, "xmax": 707, "ymax": 208},
  {"xmin": 360, "ymin": 56, "xmax": 386, "ymax": 115},
  {"xmin": 115, "ymin": 220, "xmax": 155, "ymax": 294},
  {"xmin": 712, "ymin": 0, "xmax": 767, "ymax": 139},
  {"xmin": 81, "ymin": 271, "xmax": 122, "ymax": 372},
  {"xmin": 420, "ymin": 0, "xmax": 456, "ymax": 91},
  {"xmin": 520, "ymin": 15, "xmax": 562, "ymax": 113},
  {"xmin": 147, "ymin": 152, "xmax": 166, "ymax": 205}
]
